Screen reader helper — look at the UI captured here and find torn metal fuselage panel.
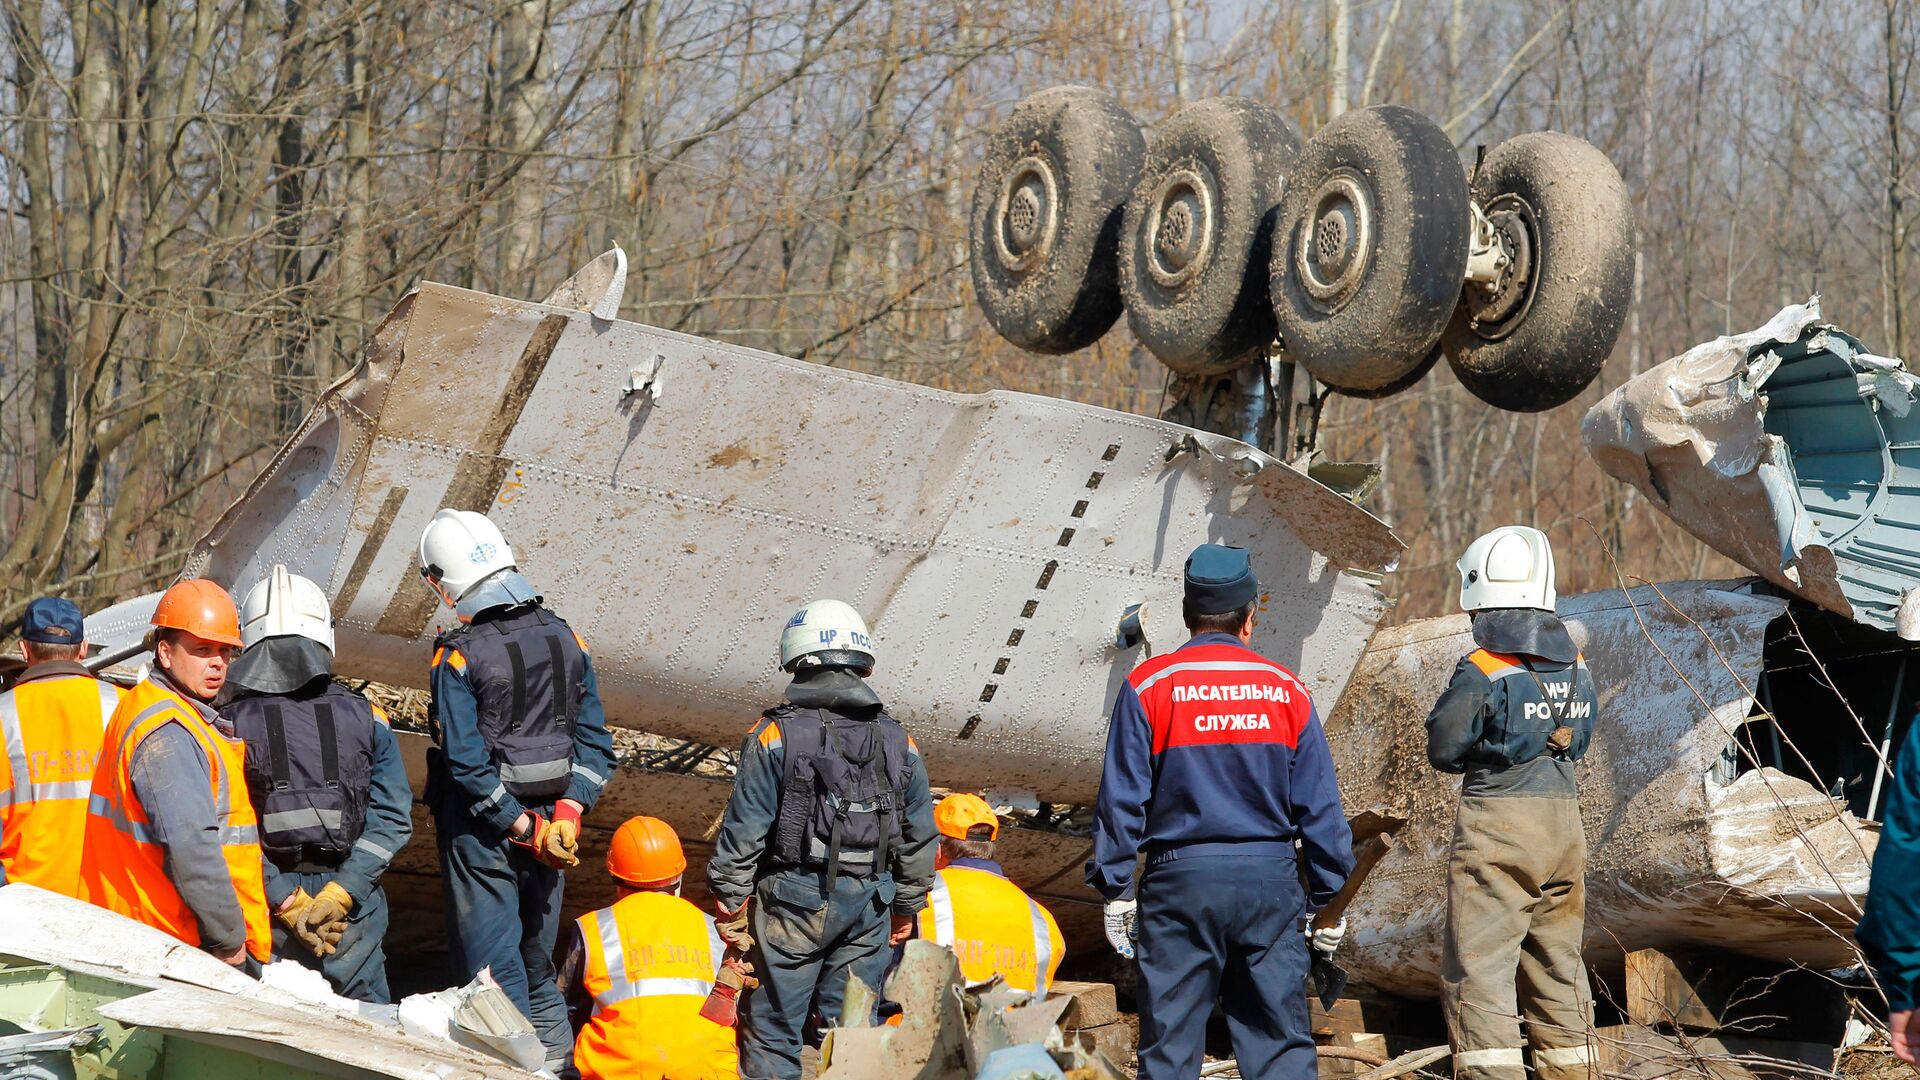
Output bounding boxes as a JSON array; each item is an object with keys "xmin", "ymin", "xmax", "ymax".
[
  {"xmin": 1583, "ymin": 299, "xmax": 1920, "ymax": 636},
  {"xmin": 144, "ymin": 249, "xmax": 1402, "ymax": 805},
  {"xmin": 1325, "ymin": 580, "xmax": 1875, "ymax": 996}
]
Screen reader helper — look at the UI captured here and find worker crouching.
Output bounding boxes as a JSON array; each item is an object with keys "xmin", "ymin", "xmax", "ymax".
[
  {"xmin": 222, "ymin": 566, "xmax": 413, "ymax": 1002},
  {"xmin": 1426, "ymin": 527, "xmax": 1598, "ymax": 1080},
  {"xmin": 558, "ymin": 816, "xmax": 739, "ymax": 1080},
  {"xmin": 915, "ymin": 794, "xmax": 1063, "ymax": 995},
  {"xmin": 79, "ymin": 580, "xmax": 272, "ymax": 970},
  {"xmin": 707, "ymin": 599, "xmax": 937, "ymax": 1080}
]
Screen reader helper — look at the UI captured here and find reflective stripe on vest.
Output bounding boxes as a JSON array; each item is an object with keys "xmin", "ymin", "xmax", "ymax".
[
  {"xmin": 498, "ymin": 758, "xmax": 571, "ymax": 785},
  {"xmin": 585, "ymin": 902, "xmax": 723, "ymax": 1009},
  {"xmin": 927, "ymin": 875, "xmax": 958, "ymax": 945}
]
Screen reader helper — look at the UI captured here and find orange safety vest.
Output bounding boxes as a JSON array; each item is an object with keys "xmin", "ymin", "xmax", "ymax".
[
  {"xmin": 0, "ymin": 670, "xmax": 121, "ymax": 895},
  {"xmin": 573, "ymin": 891, "xmax": 738, "ymax": 1080},
  {"xmin": 917, "ymin": 865, "xmax": 1065, "ymax": 995},
  {"xmin": 78, "ymin": 676, "xmax": 273, "ymax": 962}
]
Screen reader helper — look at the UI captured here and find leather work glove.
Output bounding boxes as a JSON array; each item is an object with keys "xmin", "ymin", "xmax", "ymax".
[
  {"xmin": 1306, "ymin": 916, "xmax": 1348, "ymax": 957},
  {"xmin": 716, "ymin": 956, "xmax": 759, "ymax": 993},
  {"xmin": 297, "ymin": 881, "xmax": 354, "ymax": 957},
  {"xmin": 1103, "ymin": 898, "xmax": 1138, "ymax": 960},
  {"xmin": 542, "ymin": 799, "xmax": 582, "ymax": 869},
  {"xmin": 276, "ymin": 888, "xmax": 325, "ymax": 955},
  {"xmin": 714, "ymin": 898, "xmax": 754, "ymax": 953}
]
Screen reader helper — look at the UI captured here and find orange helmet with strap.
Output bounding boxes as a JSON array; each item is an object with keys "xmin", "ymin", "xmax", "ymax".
[
  {"xmin": 607, "ymin": 816, "xmax": 687, "ymax": 887},
  {"xmin": 151, "ymin": 579, "xmax": 243, "ymax": 648}
]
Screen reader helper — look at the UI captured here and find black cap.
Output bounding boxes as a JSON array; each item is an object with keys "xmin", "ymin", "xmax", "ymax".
[{"xmin": 1184, "ymin": 544, "xmax": 1258, "ymax": 614}]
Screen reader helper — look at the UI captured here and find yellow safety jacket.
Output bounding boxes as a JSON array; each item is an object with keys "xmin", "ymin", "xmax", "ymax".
[
  {"xmin": 917, "ymin": 860, "xmax": 1064, "ymax": 995},
  {"xmin": 573, "ymin": 891, "xmax": 738, "ymax": 1080},
  {"xmin": 0, "ymin": 664, "xmax": 121, "ymax": 895},
  {"xmin": 79, "ymin": 676, "xmax": 273, "ymax": 962}
]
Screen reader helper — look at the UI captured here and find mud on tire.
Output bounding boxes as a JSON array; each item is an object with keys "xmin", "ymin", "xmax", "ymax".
[
  {"xmin": 1329, "ymin": 343, "xmax": 1442, "ymax": 400},
  {"xmin": 1270, "ymin": 105, "xmax": 1469, "ymax": 394},
  {"xmin": 970, "ymin": 86, "xmax": 1145, "ymax": 355},
  {"xmin": 1441, "ymin": 131, "xmax": 1635, "ymax": 413},
  {"xmin": 1121, "ymin": 97, "xmax": 1301, "ymax": 376}
]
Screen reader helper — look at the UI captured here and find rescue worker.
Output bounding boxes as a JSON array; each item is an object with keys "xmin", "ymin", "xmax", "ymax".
[
  {"xmin": 1089, "ymin": 543, "xmax": 1354, "ymax": 1080},
  {"xmin": 707, "ymin": 599, "xmax": 937, "ymax": 1080},
  {"xmin": 79, "ymin": 579, "xmax": 272, "ymax": 970},
  {"xmin": 420, "ymin": 508, "xmax": 618, "ymax": 1074},
  {"xmin": 913, "ymin": 793, "xmax": 1063, "ymax": 995},
  {"xmin": 557, "ymin": 815, "xmax": 739, "ymax": 1080},
  {"xmin": 1425, "ymin": 526, "xmax": 1598, "ymax": 1080},
  {"xmin": 1861, "ymin": 683, "xmax": 1920, "ymax": 1063},
  {"xmin": 223, "ymin": 566, "xmax": 413, "ymax": 1002},
  {"xmin": 0, "ymin": 597, "xmax": 122, "ymax": 894}
]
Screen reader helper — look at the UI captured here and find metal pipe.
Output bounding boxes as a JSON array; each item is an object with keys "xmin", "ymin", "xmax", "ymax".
[
  {"xmin": 83, "ymin": 641, "xmax": 149, "ymax": 674},
  {"xmin": 1867, "ymin": 650, "xmax": 1910, "ymax": 821}
]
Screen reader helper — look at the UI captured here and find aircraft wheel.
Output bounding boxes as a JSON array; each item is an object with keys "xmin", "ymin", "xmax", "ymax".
[
  {"xmin": 969, "ymin": 86, "xmax": 1145, "ymax": 354},
  {"xmin": 1441, "ymin": 131, "xmax": 1636, "ymax": 412},
  {"xmin": 1121, "ymin": 97, "xmax": 1301, "ymax": 376},
  {"xmin": 1326, "ymin": 343, "xmax": 1443, "ymax": 400},
  {"xmin": 1271, "ymin": 105, "xmax": 1469, "ymax": 394}
]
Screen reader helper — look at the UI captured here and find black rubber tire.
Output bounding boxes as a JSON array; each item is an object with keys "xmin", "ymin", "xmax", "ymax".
[
  {"xmin": 1270, "ymin": 105, "xmax": 1470, "ymax": 393},
  {"xmin": 1441, "ymin": 132, "xmax": 1636, "ymax": 412},
  {"xmin": 970, "ymin": 86, "xmax": 1145, "ymax": 354},
  {"xmin": 1328, "ymin": 343, "xmax": 1442, "ymax": 400},
  {"xmin": 1121, "ymin": 98, "xmax": 1301, "ymax": 376}
]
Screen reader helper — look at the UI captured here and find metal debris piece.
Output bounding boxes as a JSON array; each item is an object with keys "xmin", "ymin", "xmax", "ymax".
[
  {"xmin": 819, "ymin": 941, "xmax": 973, "ymax": 1079},
  {"xmin": 1584, "ymin": 298, "xmax": 1920, "ymax": 636}
]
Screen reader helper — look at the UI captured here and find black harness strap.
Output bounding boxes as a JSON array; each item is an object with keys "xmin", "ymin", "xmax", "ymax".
[
  {"xmin": 315, "ymin": 701, "xmax": 340, "ymax": 788},
  {"xmin": 546, "ymin": 635, "xmax": 572, "ymax": 730},
  {"xmin": 264, "ymin": 702, "xmax": 292, "ymax": 791},
  {"xmin": 505, "ymin": 640, "xmax": 528, "ymax": 734}
]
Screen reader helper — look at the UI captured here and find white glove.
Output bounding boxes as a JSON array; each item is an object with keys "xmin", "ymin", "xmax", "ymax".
[
  {"xmin": 1306, "ymin": 916, "xmax": 1347, "ymax": 956},
  {"xmin": 1103, "ymin": 899, "xmax": 1139, "ymax": 959}
]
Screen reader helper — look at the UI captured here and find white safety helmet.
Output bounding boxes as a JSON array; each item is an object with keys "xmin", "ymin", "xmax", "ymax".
[
  {"xmin": 240, "ymin": 564, "xmax": 335, "ymax": 652},
  {"xmin": 419, "ymin": 508, "xmax": 516, "ymax": 606},
  {"xmin": 779, "ymin": 599, "xmax": 876, "ymax": 674},
  {"xmin": 1458, "ymin": 526, "xmax": 1556, "ymax": 613}
]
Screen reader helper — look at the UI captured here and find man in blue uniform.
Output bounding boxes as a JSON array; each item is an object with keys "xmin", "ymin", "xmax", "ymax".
[
  {"xmin": 1860, "ymin": 690, "xmax": 1920, "ymax": 1061},
  {"xmin": 420, "ymin": 509, "xmax": 619, "ymax": 1075},
  {"xmin": 1090, "ymin": 543, "xmax": 1354, "ymax": 1080},
  {"xmin": 707, "ymin": 599, "xmax": 937, "ymax": 1080},
  {"xmin": 1426, "ymin": 526, "xmax": 1598, "ymax": 1080},
  {"xmin": 223, "ymin": 565, "xmax": 412, "ymax": 1002}
]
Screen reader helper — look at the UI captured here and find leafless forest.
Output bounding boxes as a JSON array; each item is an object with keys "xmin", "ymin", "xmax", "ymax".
[{"xmin": 1, "ymin": 0, "xmax": 1914, "ymax": 630}]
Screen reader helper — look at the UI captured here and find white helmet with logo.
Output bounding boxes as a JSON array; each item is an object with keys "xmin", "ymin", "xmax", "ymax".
[
  {"xmin": 240, "ymin": 564, "xmax": 335, "ymax": 652},
  {"xmin": 419, "ymin": 508, "xmax": 516, "ymax": 606},
  {"xmin": 1458, "ymin": 525, "xmax": 1556, "ymax": 613},
  {"xmin": 779, "ymin": 599, "xmax": 876, "ymax": 674}
]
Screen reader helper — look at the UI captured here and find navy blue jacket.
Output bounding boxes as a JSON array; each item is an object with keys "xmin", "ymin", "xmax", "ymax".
[
  {"xmin": 1087, "ymin": 633, "xmax": 1354, "ymax": 906},
  {"xmin": 1860, "ymin": 713, "xmax": 1920, "ymax": 1011}
]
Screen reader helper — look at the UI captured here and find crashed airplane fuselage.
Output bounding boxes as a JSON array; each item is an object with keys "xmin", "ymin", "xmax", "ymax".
[{"xmin": 82, "ymin": 260, "xmax": 1882, "ymax": 995}]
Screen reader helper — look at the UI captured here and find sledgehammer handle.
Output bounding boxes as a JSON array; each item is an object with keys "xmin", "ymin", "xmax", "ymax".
[{"xmin": 1310, "ymin": 832, "xmax": 1396, "ymax": 931}]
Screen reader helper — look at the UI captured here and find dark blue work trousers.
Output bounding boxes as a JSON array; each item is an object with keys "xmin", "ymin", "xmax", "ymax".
[
  {"xmin": 434, "ymin": 799, "xmax": 571, "ymax": 1071},
  {"xmin": 271, "ymin": 871, "xmax": 392, "ymax": 1003},
  {"xmin": 739, "ymin": 867, "xmax": 895, "ymax": 1080},
  {"xmin": 1136, "ymin": 852, "xmax": 1315, "ymax": 1080}
]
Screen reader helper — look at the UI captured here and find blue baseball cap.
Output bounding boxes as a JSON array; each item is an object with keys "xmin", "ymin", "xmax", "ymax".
[
  {"xmin": 1184, "ymin": 544, "xmax": 1258, "ymax": 614},
  {"xmin": 21, "ymin": 597, "xmax": 85, "ymax": 645}
]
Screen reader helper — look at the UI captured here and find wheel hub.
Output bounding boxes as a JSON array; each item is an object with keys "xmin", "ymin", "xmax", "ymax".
[
  {"xmin": 994, "ymin": 155, "xmax": 1060, "ymax": 273},
  {"xmin": 1296, "ymin": 170, "xmax": 1375, "ymax": 313},
  {"xmin": 1464, "ymin": 198, "xmax": 1538, "ymax": 338},
  {"xmin": 1145, "ymin": 166, "xmax": 1215, "ymax": 290}
]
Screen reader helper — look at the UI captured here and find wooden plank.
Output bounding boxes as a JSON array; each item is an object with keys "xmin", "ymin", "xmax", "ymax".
[
  {"xmin": 1053, "ymin": 980, "xmax": 1119, "ymax": 1028},
  {"xmin": 1594, "ymin": 1022, "xmax": 1836, "ymax": 1080},
  {"xmin": 1622, "ymin": 947, "xmax": 1846, "ymax": 1042}
]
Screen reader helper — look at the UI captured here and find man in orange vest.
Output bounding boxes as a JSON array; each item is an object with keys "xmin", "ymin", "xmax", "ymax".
[
  {"xmin": 78, "ymin": 579, "xmax": 272, "ymax": 971},
  {"xmin": 556, "ymin": 816, "xmax": 739, "ymax": 1080},
  {"xmin": 913, "ymin": 794, "xmax": 1063, "ymax": 995},
  {"xmin": 0, "ymin": 597, "xmax": 122, "ymax": 895}
]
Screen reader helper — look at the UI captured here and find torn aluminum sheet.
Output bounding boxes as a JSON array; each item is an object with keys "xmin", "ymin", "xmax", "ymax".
[
  {"xmin": 1325, "ymin": 580, "xmax": 1875, "ymax": 996},
  {"xmin": 83, "ymin": 247, "xmax": 1402, "ymax": 804},
  {"xmin": 0, "ymin": 884, "xmax": 534, "ymax": 1079},
  {"xmin": 1583, "ymin": 299, "xmax": 1920, "ymax": 636}
]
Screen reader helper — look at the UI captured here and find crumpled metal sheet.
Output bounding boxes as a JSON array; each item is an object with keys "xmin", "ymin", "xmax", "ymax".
[
  {"xmin": 157, "ymin": 253, "xmax": 1402, "ymax": 803},
  {"xmin": 1325, "ymin": 581, "xmax": 1875, "ymax": 996},
  {"xmin": 1583, "ymin": 298, "xmax": 1920, "ymax": 635}
]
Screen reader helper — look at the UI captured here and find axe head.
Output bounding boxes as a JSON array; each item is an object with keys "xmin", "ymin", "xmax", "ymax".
[{"xmin": 1310, "ymin": 952, "xmax": 1350, "ymax": 1012}]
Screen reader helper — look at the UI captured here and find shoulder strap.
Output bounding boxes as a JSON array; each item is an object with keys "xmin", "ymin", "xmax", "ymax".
[
  {"xmin": 546, "ymin": 633, "xmax": 573, "ymax": 729},
  {"xmin": 263, "ymin": 702, "xmax": 292, "ymax": 791},
  {"xmin": 314, "ymin": 700, "xmax": 340, "ymax": 787}
]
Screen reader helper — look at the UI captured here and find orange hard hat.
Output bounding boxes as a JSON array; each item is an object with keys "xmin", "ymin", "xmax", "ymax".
[
  {"xmin": 607, "ymin": 816, "xmax": 687, "ymax": 887},
  {"xmin": 151, "ymin": 579, "xmax": 244, "ymax": 648},
  {"xmin": 934, "ymin": 793, "xmax": 999, "ymax": 842}
]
